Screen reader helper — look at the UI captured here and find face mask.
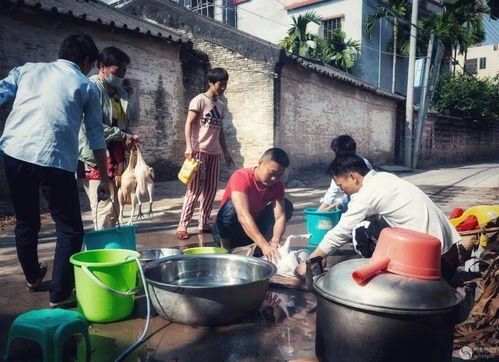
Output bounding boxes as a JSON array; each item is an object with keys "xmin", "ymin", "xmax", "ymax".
[{"xmin": 106, "ymin": 74, "xmax": 123, "ymax": 87}]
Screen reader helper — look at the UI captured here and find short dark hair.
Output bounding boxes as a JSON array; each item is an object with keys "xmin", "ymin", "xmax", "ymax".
[
  {"xmin": 207, "ymin": 68, "xmax": 229, "ymax": 84},
  {"xmin": 328, "ymin": 154, "xmax": 370, "ymax": 177},
  {"xmin": 330, "ymin": 135, "xmax": 356, "ymax": 156},
  {"xmin": 97, "ymin": 47, "xmax": 131, "ymax": 68},
  {"xmin": 58, "ymin": 34, "xmax": 99, "ymax": 64},
  {"xmin": 261, "ymin": 148, "xmax": 290, "ymax": 168}
]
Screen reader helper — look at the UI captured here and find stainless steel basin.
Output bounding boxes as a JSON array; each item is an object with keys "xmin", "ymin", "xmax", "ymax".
[
  {"xmin": 144, "ymin": 254, "xmax": 276, "ymax": 325},
  {"xmin": 138, "ymin": 248, "xmax": 181, "ymax": 263}
]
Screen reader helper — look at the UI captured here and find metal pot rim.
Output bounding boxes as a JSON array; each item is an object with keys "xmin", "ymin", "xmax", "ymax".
[
  {"xmin": 313, "ymin": 274, "xmax": 462, "ymax": 315},
  {"xmin": 138, "ymin": 247, "xmax": 182, "ymax": 262},
  {"xmin": 144, "ymin": 254, "xmax": 277, "ymax": 289}
]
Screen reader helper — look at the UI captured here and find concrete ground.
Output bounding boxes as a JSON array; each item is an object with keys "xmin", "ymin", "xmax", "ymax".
[{"xmin": 0, "ymin": 162, "xmax": 497, "ymax": 361}]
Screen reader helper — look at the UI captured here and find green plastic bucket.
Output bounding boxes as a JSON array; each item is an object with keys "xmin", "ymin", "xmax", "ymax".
[
  {"xmin": 183, "ymin": 247, "xmax": 228, "ymax": 254},
  {"xmin": 304, "ymin": 208, "xmax": 342, "ymax": 245},
  {"xmin": 70, "ymin": 249, "xmax": 140, "ymax": 323},
  {"xmin": 84, "ymin": 225, "xmax": 137, "ymax": 251}
]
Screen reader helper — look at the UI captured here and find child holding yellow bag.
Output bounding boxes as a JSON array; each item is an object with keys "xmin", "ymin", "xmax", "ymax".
[{"xmin": 176, "ymin": 68, "xmax": 234, "ymax": 239}]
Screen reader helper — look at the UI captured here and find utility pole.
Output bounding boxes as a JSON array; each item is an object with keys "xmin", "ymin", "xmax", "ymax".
[
  {"xmin": 412, "ymin": 38, "xmax": 444, "ymax": 169},
  {"xmin": 412, "ymin": 32, "xmax": 434, "ymax": 168},
  {"xmin": 378, "ymin": 20, "xmax": 382, "ymax": 87},
  {"xmin": 404, "ymin": 0, "xmax": 419, "ymax": 168}
]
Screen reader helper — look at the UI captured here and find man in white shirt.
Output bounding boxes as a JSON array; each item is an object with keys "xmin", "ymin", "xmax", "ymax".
[
  {"xmin": 296, "ymin": 154, "xmax": 463, "ymax": 280},
  {"xmin": 0, "ymin": 34, "xmax": 109, "ymax": 307}
]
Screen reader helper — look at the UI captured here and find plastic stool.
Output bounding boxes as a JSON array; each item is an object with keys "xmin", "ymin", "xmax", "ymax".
[{"xmin": 4, "ymin": 309, "xmax": 91, "ymax": 362}]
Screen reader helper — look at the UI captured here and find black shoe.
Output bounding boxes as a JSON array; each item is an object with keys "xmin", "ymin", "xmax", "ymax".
[{"xmin": 26, "ymin": 262, "xmax": 48, "ymax": 292}]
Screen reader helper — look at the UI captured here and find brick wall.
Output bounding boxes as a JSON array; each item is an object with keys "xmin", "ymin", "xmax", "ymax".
[
  {"xmin": 123, "ymin": 0, "xmax": 401, "ymax": 177},
  {"xmin": 279, "ymin": 63, "xmax": 398, "ymax": 172},
  {"xmin": 0, "ymin": 10, "xmax": 187, "ymax": 197},
  {"xmin": 124, "ymin": 0, "xmax": 281, "ymax": 177},
  {"xmin": 191, "ymin": 42, "xmax": 277, "ymax": 175},
  {"xmin": 418, "ymin": 112, "xmax": 499, "ymax": 167}
]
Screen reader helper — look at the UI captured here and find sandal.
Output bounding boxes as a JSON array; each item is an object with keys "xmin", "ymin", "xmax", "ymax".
[
  {"xmin": 49, "ymin": 294, "xmax": 76, "ymax": 309},
  {"xmin": 26, "ymin": 262, "xmax": 48, "ymax": 292},
  {"xmin": 176, "ymin": 230, "xmax": 189, "ymax": 239}
]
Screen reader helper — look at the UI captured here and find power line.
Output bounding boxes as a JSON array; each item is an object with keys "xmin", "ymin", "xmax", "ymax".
[
  {"xmin": 274, "ymin": 0, "xmax": 288, "ymax": 8},
  {"xmin": 484, "ymin": 21, "xmax": 499, "ymax": 43},
  {"xmin": 216, "ymin": 0, "xmax": 478, "ymax": 77},
  {"xmin": 483, "ymin": 21, "xmax": 499, "ymax": 43},
  {"xmin": 214, "ymin": 1, "xmax": 290, "ymax": 28},
  {"xmin": 361, "ymin": 42, "xmax": 425, "ymax": 59}
]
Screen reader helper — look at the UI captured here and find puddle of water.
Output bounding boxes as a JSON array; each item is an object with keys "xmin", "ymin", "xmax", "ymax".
[{"xmin": 10, "ymin": 288, "xmax": 316, "ymax": 361}]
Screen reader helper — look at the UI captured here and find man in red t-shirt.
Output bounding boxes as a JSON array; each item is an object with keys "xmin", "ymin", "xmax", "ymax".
[{"xmin": 212, "ymin": 148, "xmax": 293, "ymax": 262}]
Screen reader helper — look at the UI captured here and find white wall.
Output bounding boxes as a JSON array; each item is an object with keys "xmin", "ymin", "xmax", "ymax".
[
  {"xmin": 236, "ymin": 0, "xmax": 364, "ymax": 45},
  {"xmin": 236, "ymin": 0, "xmax": 404, "ymax": 93},
  {"xmin": 236, "ymin": 0, "xmax": 291, "ymax": 44},
  {"xmin": 455, "ymin": 44, "xmax": 499, "ymax": 78}
]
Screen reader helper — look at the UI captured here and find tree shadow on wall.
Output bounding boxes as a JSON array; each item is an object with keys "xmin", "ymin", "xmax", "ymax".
[
  {"xmin": 149, "ymin": 74, "xmax": 178, "ymax": 181},
  {"xmin": 219, "ymin": 96, "xmax": 242, "ymax": 181}
]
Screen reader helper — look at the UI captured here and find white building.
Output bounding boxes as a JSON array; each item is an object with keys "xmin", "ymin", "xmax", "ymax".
[
  {"xmin": 234, "ymin": 0, "xmax": 443, "ymax": 94},
  {"xmin": 108, "ymin": 0, "xmax": 442, "ymax": 94},
  {"xmin": 456, "ymin": 44, "xmax": 499, "ymax": 78}
]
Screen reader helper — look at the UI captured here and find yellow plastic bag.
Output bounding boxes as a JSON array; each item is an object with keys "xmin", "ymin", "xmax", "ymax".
[{"xmin": 178, "ymin": 158, "xmax": 202, "ymax": 184}]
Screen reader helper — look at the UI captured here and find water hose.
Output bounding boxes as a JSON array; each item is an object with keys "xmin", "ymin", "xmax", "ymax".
[
  {"xmin": 115, "ymin": 256, "xmax": 151, "ymax": 362},
  {"xmin": 93, "ymin": 193, "xmax": 152, "ymax": 360}
]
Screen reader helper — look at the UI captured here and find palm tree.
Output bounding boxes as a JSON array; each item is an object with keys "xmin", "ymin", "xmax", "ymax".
[
  {"xmin": 280, "ymin": 11, "xmax": 361, "ymax": 73},
  {"xmin": 365, "ymin": 0, "xmax": 409, "ymax": 93},
  {"xmin": 322, "ymin": 30, "xmax": 361, "ymax": 72},
  {"xmin": 421, "ymin": 0, "xmax": 486, "ymax": 74},
  {"xmin": 279, "ymin": 11, "xmax": 322, "ymax": 58}
]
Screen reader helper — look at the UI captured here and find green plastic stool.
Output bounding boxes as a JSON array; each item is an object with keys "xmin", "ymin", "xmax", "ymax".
[{"xmin": 4, "ymin": 309, "xmax": 91, "ymax": 362}]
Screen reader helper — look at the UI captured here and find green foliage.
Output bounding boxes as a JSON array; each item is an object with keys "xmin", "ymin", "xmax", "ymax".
[
  {"xmin": 280, "ymin": 11, "xmax": 360, "ymax": 72},
  {"xmin": 432, "ymin": 73, "xmax": 499, "ymax": 123},
  {"xmin": 419, "ymin": 0, "xmax": 486, "ymax": 60},
  {"xmin": 279, "ymin": 11, "xmax": 322, "ymax": 58},
  {"xmin": 364, "ymin": 0, "xmax": 408, "ymax": 39},
  {"xmin": 321, "ymin": 30, "xmax": 361, "ymax": 71}
]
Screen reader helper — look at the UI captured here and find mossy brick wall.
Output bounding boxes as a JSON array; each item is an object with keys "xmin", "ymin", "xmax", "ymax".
[
  {"xmin": 278, "ymin": 63, "xmax": 398, "ymax": 173},
  {"xmin": 0, "ymin": 9, "xmax": 187, "ymax": 200},
  {"xmin": 418, "ymin": 113, "xmax": 499, "ymax": 167}
]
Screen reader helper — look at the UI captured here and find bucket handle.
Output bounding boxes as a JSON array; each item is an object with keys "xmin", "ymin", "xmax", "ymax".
[{"xmin": 81, "ymin": 265, "xmax": 141, "ymax": 297}]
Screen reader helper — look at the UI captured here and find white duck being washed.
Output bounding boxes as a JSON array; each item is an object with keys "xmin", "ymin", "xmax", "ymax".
[
  {"xmin": 269, "ymin": 234, "xmax": 311, "ymax": 277},
  {"xmin": 118, "ymin": 147, "xmax": 155, "ymax": 225}
]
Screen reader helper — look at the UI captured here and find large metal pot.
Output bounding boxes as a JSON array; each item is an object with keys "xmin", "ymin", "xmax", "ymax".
[
  {"xmin": 313, "ymin": 259, "xmax": 463, "ymax": 362},
  {"xmin": 138, "ymin": 248, "xmax": 181, "ymax": 263},
  {"xmin": 144, "ymin": 254, "xmax": 276, "ymax": 325}
]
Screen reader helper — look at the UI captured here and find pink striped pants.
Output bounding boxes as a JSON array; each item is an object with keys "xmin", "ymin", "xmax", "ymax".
[{"xmin": 178, "ymin": 151, "xmax": 220, "ymax": 229}]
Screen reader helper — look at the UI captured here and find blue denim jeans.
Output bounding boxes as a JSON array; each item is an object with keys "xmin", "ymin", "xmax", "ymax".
[{"xmin": 213, "ymin": 198, "xmax": 293, "ymax": 255}]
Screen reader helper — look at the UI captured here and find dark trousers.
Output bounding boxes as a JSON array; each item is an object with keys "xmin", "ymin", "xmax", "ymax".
[
  {"xmin": 214, "ymin": 199, "xmax": 293, "ymax": 255},
  {"xmin": 353, "ymin": 215, "xmax": 458, "ymax": 281},
  {"xmin": 4, "ymin": 154, "xmax": 84, "ymax": 303}
]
